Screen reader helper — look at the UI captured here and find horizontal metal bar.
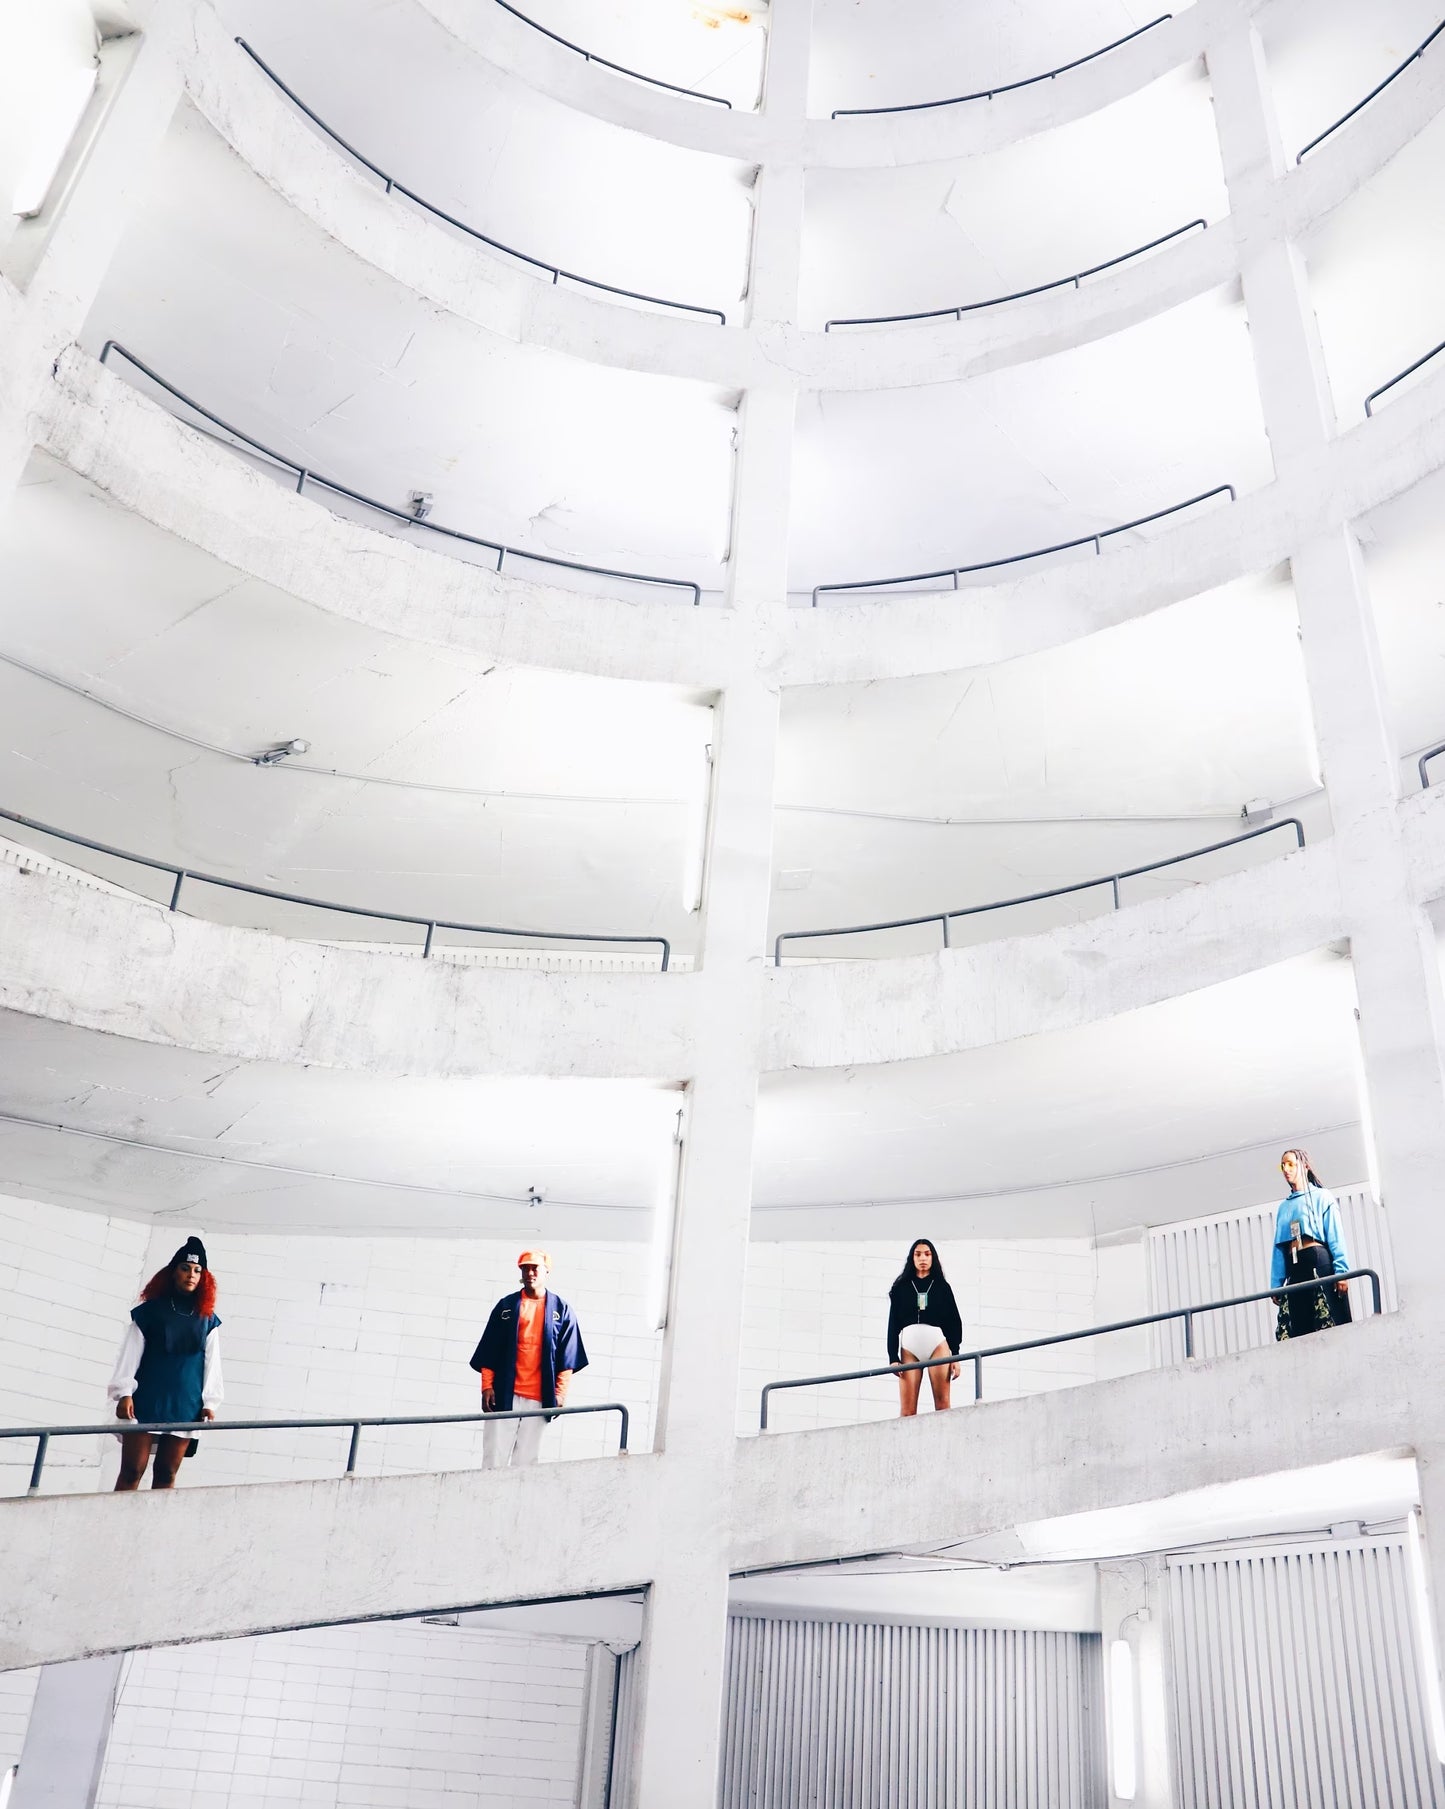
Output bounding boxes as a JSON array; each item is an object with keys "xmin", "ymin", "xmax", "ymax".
[
  {"xmin": 1297, "ymin": 17, "xmax": 1445, "ymax": 161},
  {"xmin": 810, "ymin": 482, "xmax": 1235, "ymax": 604},
  {"xmin": 493, "ymin": 0, "xmax": 732, "ymax": 107},
  {"xmin": 758, "ymin": 1268, "xmax": 1381, "ymax": 1427},
  {"xmin": 7, "ymin": 1403, "xmax": 632, "ymax": 1492},
  {"xmin": 774, "ymin": 816, "xmax": 1302, "ymax": 962},
  {"xmin": 98, "ymin": 341, "xmax": 702, "ymax": 605},
  {"xmin": 236, "ymin": 38, "xmax": 727, "ymax": 323},
  {"xmin": 830, "ymin": 15, "xmax": 1171, "ymax": 117},
  {"xmin": 824, "ymin": 219, "xmax": 1207, "ymax": 330},
  {"xmin": 1365, "ymin": 335, "xmax": 1445, "ymax": 417},
  {"xmin": 0, "ymin": 802, "xmax": 671, "ymax": 971},
  {"xmin": 1420, "ymin": 742, "xmax": 1445, "ymax": 789}
]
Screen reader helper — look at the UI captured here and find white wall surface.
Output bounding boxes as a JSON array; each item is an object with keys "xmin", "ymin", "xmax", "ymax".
[
  {"xmin": 0, "ymin": 1195, "xmax": 150, "ymax": 1495},
  {"xmin": 0, "ymin": 1670, "xmax": 40, "ymax": 1781},
  {"xmin": 94, "ymin": 1621, "xmax": 590, "ymax": 1809}
]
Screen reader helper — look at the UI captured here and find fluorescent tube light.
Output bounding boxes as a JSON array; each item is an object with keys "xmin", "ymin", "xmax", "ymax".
[
  {"xmin": 647, "ymin": 1103, "xmax": 686, "ymax": 1332},
  {"xmin": 12, "ymin": 63, "xmax": 97, "ymax": 218},
  {"xmin": 1108, "ymin": 1638, "xmax": 1137, "ymax": 1801},
  {"xmin": 681, "ymin": 735, "xmax": 714, "ymax": 913}
]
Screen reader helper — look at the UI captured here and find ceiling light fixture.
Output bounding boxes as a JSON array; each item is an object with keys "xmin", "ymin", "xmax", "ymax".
[{"xmin": 251, "ymin": 738, "xmax": 310, "ymax": 766}]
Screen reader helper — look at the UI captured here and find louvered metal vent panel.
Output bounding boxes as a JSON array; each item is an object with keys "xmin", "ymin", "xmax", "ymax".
[
  {"xmin": 1167, "ymin": 1539, "xmax": 1444, "ymax": 1809},
  {"xmin": 1146, "ymin": 1184, "xmax": 1396, "ymax": 1364},
  {"xmin": 719, "ymin": 1618, "xmax": 1105, "ymax": 1809}
]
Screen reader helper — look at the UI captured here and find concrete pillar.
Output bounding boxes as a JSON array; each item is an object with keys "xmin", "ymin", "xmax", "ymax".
[
  {"xmin": 10, "ymin": 1655, "xmax": 124, "ymax": 1809},
  {"xmin": 1098, "ymin": 1559, "xmax": 1177, "ymax": 1809},
  {"xmin": 0, "ymin": 4, "xmax": 183, "ymax": 513},
  {"xmin": 1412, "ymin": 1449, "xmax": 1445, "ymax": 1762},
  {"xmin": 1210, "ymin": 17, "xmax": 1445, "ymax": 1291}
]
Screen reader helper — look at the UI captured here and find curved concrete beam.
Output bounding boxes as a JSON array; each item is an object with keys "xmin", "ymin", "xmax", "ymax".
[
  {"xmin": 39, "ymin": 350, "xmax": 1445, "ymax": 690},
  {"xmin": 764, "ymin": 837, "xmax": 1345, "ymax": 1071},
  {"xmin": 0, "ymin": 856, "xmax": 694, "ymax": 1081}
]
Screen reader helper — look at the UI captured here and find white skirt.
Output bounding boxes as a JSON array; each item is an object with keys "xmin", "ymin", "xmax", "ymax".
[{"xmin": 898, "ymin": 1323, "xmax": 948, "ymax": 1363}]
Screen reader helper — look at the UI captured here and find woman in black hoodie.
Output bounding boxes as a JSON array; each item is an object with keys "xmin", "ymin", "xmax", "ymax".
[{"xmin": 887, "ymin": 1238, "xmax": 963, "ymax": 1416}]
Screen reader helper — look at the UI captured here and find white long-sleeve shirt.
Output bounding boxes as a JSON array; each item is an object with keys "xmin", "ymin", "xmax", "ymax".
[{"xmin": 108, "ymin": 1321, "xmax": 224, "ymax": 1411}]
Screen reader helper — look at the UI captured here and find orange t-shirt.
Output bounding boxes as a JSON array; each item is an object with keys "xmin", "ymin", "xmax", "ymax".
[{"xmin": 481, "ymin": 1291, "xmax": 546, "ymax": 1401}]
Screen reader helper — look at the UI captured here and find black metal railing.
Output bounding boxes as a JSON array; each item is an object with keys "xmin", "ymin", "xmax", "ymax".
[
  {"xmin": 824, "ymin": 219, "xmax": 1207, "ymax": 331},
  {"xmin": 1297, "ymin": 18, "xmax": 1445, "ymax": 161},
  {"xmin": 1421, "ymin": 743, "xmax": 1445, "ymax": 789},
  {"xmin": 235, "ymin": 37, "xmax": 728, "ymax": 324},
  {"xmin": 1365, "ymin": 337, "xmax": 1445, "ymax": 417},
  {"xmin": 3, "ymin": 1402, "xmax": 631, "ymax": 1495},
  {"xmin": 809, "ymin": 483, "xmax": 1236, "ymax": 606},
  {"xmin": 98, "ymin": 342, "xmax": 703, "ymax": 605},
  {"xmin": 0, "ymin": 803, "xmax": 672, "ymax": 970},
  {"xmin": 494, "ymin": 0, "xmax": 732, "ymax": 107},
  {"xmin": 830, "ymin": 15, "xmax": 1171, "ymax": 118},
  {"xmin": 773, "ymin": 816, "xmax": 1304, "ymax": 964},
  {"xmin": 759, "ymin": 1268, "xmax": 1383, "ymax": 1428}
]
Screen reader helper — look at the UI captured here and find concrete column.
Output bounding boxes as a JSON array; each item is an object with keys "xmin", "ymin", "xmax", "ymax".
[
  {"xmin": 1412, "ymin": 1448, "xmax": 1445, "ymax": 1759},
  {"xmin": 0, "ymin": 4, "xmax": 184, "ymax": 512},
  {"xmin": 747, "ymin": 0, "xmax": 811, "ymax": 328},
  {"xmin": 10, "ymin": 1654, "xmax": 124, "ymax": 1809},
  {"xmin": 629, "ymin": 679, "xmax": 779, "ymax": 1809},
  {"xmin": 1098, "ymin": 1559, "xmax": 1177, "ymax": 1809}
]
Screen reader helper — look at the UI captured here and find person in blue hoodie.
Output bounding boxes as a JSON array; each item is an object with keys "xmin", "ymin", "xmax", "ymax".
[{"xmin": 1270, "ymin": 1148, "xmax": 1351, "ymax": 1340}]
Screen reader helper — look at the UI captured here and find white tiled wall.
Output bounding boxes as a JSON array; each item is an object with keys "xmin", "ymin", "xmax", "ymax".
[
  {"xmin": 738, "ymin": 1237, "xmax": 1108, "ymax": 1435},
  {"xmin": 0, "ymin": 1195, "xmax": 150, "ymax": 1495},
  {"xmin": 94, "ymin": 1621, "xmax": 590, "ymax": 1809},
  {"xmin": 0, "ymin": 1667, "xmax": 40, "ymax": 1776}
]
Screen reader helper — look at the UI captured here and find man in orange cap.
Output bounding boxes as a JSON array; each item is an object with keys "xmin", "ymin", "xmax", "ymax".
[{"xmin": 468, "ymin": 1251, "xmax": 589, "ymax": 1468}]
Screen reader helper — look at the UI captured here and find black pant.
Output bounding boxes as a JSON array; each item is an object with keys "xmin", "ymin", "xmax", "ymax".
[{"xmin": 1276, "ymin": 1244, "xmax": 1351, "ymax": 1340}]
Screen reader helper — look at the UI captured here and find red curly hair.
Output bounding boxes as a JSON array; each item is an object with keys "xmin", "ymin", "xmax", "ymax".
[{"xmin": 141, "ymin": 1265, "xmax": 218, "ymax": 1317}]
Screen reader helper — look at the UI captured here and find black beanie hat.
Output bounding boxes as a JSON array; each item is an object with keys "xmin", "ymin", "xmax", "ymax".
[{"xmin": 171, "ymin": 1235, "xmax": 208, "ymax": 1269}]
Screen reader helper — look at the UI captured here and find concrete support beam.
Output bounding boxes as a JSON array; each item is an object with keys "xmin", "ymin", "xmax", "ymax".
[
  {"xmin": 9, "ymin": 1655, "xmax": 123, "ymax": 1809},
  {"xmin": 1099, "ymin": 1559, "xmax": 1177, "ymax": 1809}
]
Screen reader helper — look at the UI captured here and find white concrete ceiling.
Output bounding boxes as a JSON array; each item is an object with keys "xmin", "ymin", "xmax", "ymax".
[
  {"xmin": 1305, "ymin": 104, "xmax": 1445, "ymax": 431},
  {"xmin": 1259, "ymin": 0, "xmax": 1445, "ymax": 164},
  {"xmin": 0, "ymin": 455, "xmax": 710, "ymax": 946},
  {"xmin": 218, "ymin": 0, "xmax": 755, "ymax": 296},
  {"xmin": 771, "ymin": 569, "xmax": 1325, "ymax": 945},
  {"xmin": 0, "ymin": 950, "xmax": 1372, "ymax": 1240},
  {"xmin": 801, "ymin": 65, "xmax": 1225, "ymax": 330},
  {"xmin": 1357, "ymin": 460, "xmax": 1445, "ymax": 763},
  {"xmin": 789, "ymin": 287, "xmax": 1274, "ymax": 591},
  {"xmin": 807, "ymin": 0, "xmax": 1171, "ymax": 119},
  {"xmin": 83, "ymin": 104, "xmax": 736, "ymax": 590},
  {"xmin": 752, "ymin": 951, "xmax": 1368, "ymax": 1237}
]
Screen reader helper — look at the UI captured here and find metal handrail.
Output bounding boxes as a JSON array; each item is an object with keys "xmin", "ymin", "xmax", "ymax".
[
  {"xmin": 2, "ymin": 1403, "xmax": 631, "ymax": 1495},
  {"xmin": 773, "ymin": 816, "xmax": 1303, "ymax": 964},
  {"xmin": 494, "ymin": 0, "xmax": 732, "ymax": 107},
  {"xmin": 1297, "ymin": 18, "xmax": 1445, "ymax": 161},
  {"xmin": 235, "ymin": 38, "xmax": 728, "ymax": 324},
  {"xmin": 810, "ymin": 483, "xmax": 1236, "ymax": 606},
  {"xmin": 0, "ymin": 803, "xmax": 671, "ymax": 970},
  {"xmin": 1421, "ymin": 743, "xmax": 1445, "ymax": 788},
  {"xmin": 98, "ymin": 342, "xmax": 703, "ymax": 605},
  {"xmin": 759, "ymin": 1267, "xmax": 1383, "ymax": 1427},
  {"xmin": 830, "ymin": 16, "xmax": 1171, "ymax": 118},
  {"xmin": 824, "ymin": 219, "xmax": 1207, "ymax": 331},
  {"xmin": 1365, "ymin": 337, "xmax": 1445, "ymax": 417}
]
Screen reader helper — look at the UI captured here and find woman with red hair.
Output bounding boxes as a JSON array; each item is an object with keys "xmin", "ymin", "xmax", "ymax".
[{"xmin": 108, "ymin": 1236, "xmax": 223, "ymax": 1490}]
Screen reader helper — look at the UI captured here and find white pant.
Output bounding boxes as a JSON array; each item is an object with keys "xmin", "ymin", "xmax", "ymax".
[{"xmin": 482, "ymin": 1403, "xmax": 546, "ymax": 1469}]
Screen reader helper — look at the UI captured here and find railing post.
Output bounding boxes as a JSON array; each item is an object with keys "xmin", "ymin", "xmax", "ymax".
[
  {"xmin": 169, "ymin": 870, "xmax": 185, "ymax": 911},
  {"xmin": 422, "ymin": 922, "xmax": 435, "ymax": 958},
  {"xmin": 940, "ymin": 914, "xmax": 951, "ymax": 950},
  {"xmin": 760, "ymin": 1386, "xmax": 770, "ymax": 1431},
  {"xmin": 972, "ymin": 1355, "xmax": 983, "ymax": 1401},
  {"xmin": 346, "ymin": 1423, "xmax": 361, "ymax": 1473},
  {"xmin": 28, "ymin": 1431, "xmax": 48, "ymax": 1494},
  {"xmin": 1110, "ymin": 875, "xmax": 1121, "ymax": 909},
  {"xmin": 1182, "ymin": 1311, "xmax": 1194, "ymax": 1359},
  {"xmin": 617, "ymin": 1404, "xmax": 630, "ymax": 1452},
  {"xmin": 295, "ymin": 470, "xmax": 307, "ymax": 494},
  {"xmin": 1370, "ymin": 1270, "xmax": 1382, "ymax": 1315}
]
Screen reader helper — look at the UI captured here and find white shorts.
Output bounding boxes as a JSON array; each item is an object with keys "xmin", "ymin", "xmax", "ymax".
[{"xmin": 898, "ymin": 1323, "xmax": 948, "ymax": 1364}]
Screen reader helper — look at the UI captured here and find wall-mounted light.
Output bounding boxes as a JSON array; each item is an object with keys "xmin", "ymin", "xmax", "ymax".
[
  {"xmin": 1108, "ymin": 1638, "xmax": 1138, "ymax": 1802},
  {"xmin": 252, "ymin": 738, "xmax": 310, "ymax": 766},
  {"xmin": 409, "ymin": 491, "xmax": 434, "ymax": 521},
  {"xmin": 647, "ymin": 1103, "xmax": 686, "ymax": 1332},
  {"xmin": 681, "ymin": 735, "xmax": 714, "ymax": 914},
  {"xmin": 1407, "ymin": 1511, "xmax": 1445, "ymax": 1763}
]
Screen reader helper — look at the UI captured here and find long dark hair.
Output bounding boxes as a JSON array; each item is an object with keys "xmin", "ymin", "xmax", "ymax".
[
  {"xmin": 1281, "ymin": 1147, "xmax": 1323, "ymax": 1190},
  {"xmin": 893, "ymin": 1238, "xmax": 946, "ymax": 1290}
]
